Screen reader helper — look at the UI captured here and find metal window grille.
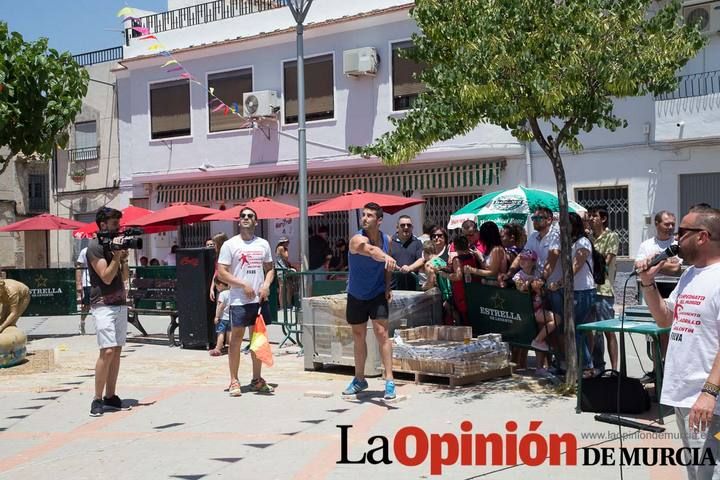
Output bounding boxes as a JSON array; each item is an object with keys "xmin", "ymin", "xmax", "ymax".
[
  {"xmin": 424, "ymin": 193, "xmax": 480, "ymax": 232},
  {"xmin": 309, "ymin": 205, "xmax": 349, "ymax": 258},
  {"xmin": 28, "ymin": 174, "xmax": 49, "ymax": 212},
  {"xmin": 575, "ymin": 186, "xmax": 630, "ymax": 257},
  {"xmin": 180, "ymin": 222, "xmax": 211, "ymax": 248}
]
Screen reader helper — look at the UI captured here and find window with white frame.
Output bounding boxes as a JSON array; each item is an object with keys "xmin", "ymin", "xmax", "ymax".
[
  {"xmin": 150, "ymin": 80, "xmax": 191, "ymax": 139},
  {"xmin": 392, "ymin": 41, "xmax": 427, "ymax": 111},
  {"xmin": 73, "ymin": 121, "xmax": 98, "ymax": 161},
  {"xmin": 283, "ymin": 54, "xmax": 334, "ymax": 124},
  {"xmin": 208, "ymin": 69, "xmax": 253, "ymax": 132}
]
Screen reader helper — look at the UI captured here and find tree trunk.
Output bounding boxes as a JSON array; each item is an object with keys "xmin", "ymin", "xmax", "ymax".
[{"xmin": 549, "ymin": 148, "xmax": 578, "ymax": 389}]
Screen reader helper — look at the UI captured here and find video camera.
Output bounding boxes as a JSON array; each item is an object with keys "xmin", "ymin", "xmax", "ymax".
[{"xmin": 97, "ymin": 227, "xmax": 144, "ymax": 251}]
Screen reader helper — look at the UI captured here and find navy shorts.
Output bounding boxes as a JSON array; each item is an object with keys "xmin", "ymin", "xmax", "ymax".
[
  {"xmin": 229, "ymin": 302, "xmax": 271, "ymax": 329},
  {"xmin": 346, "ymin": 292, "xmax": 389, "ymax": 325},
  {"xmin": 215, "ymin": 319, "xmax": 231, "ymax": 334}
]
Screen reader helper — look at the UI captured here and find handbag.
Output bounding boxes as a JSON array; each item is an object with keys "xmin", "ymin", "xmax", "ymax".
[{"xmin": 580, "ymin": 370, "xmax": 651, "ymax": 414}]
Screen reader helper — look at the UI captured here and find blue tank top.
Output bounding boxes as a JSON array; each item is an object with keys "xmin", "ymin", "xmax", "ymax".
[{"xmin": 347, "ymin": 229, "xmax": 389, "ymax": 300}]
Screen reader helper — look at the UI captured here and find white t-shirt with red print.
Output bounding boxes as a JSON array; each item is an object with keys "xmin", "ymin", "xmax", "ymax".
[
  {"xmin": 218, "ymin": 235, "xmax": 273, "ymax": 306},
  {"xmin": 662, "ymin": 262, "xmax": 720, "ymax": 413}
]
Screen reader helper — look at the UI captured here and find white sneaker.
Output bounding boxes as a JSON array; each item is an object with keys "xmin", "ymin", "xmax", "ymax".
[{"xmin": 531, "ymin": 339, "xmax": 549, "ymax": 352}]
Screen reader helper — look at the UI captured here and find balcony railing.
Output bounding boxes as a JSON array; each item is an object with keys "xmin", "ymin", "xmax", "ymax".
[
  {"xmin": 125, "ymin": 0, "xmax": 288, "ymax": 45},
  {"xmin": 655, "ymin": 70, "xmax": 720, "ymax": 101},
  {"xmin": 68, "ymin": 146, "xmax": 100, "ymax": 162},
  {"xmin": 72, "ymin": 47, "xmax": 123, "ymax": 67}
]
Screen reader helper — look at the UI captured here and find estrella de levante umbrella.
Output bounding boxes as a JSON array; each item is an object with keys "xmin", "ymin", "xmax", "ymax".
[{"xmin": 448, "ymin": 185, "xmax": 587, "ymax": 229}]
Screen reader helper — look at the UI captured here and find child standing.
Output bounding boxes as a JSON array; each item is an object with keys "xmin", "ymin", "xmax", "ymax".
[
  {"xmin": 449, "ymin": 235, "xmax": 481, "ymax": 326},
  {"xmin": 512, "ymin": 249, "xmax": 557, "ymax": 355},
  {"xmin": 209, "ymin": 278, "xmax": 231, "ymax": 357}
]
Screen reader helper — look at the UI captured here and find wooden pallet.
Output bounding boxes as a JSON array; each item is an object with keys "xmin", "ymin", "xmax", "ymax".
[{"xmin": 388, "ymin": 365, "xmax": 513, "ymax": 387}]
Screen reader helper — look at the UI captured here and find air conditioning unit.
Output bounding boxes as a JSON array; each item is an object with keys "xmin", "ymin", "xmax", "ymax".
[
  {"xmin": 683, "ymin": 1, "xmax": 720, "ymax": 35},
  {"xmin": 343, "ymin": 47, "xmax": 379, "ymax": 77},
  {"xmin": 242, "ymin": 90, "xmax": 280, "ymax": 117}
]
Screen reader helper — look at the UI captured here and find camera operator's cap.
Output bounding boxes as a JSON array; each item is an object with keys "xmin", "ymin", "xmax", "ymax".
[
  {"xmin": 519, "ymin": 249, "xmax": 538, "ymax": 261},
  {"xmin": 277, "ymin": 236, "xmax": 290, "ymax": 245}
]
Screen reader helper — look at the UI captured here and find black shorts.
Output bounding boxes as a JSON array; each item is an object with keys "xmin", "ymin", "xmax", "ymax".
[
  {"xmin": 346, "ymin": 292, "xmax": 389, "ymax": 325},
  {"xmin": 229, "ymin": 302, "xmax": 272, "ymax": 328}
]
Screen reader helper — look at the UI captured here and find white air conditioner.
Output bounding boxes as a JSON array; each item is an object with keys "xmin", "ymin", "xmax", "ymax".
[
  {"xmin": 343, "ymin": 47, "xmax": 379, "ymax": 77},
  {"xmin": 242, "ymin": 90, "xmax": 279, "ymax": 117},
  {"xmin": 683, "ymin": 1, "xmax": 720, "ymax": 35}
]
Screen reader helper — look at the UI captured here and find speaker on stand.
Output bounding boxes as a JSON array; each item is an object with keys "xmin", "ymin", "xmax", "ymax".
[{"xmin": 176, "ymin": 247, "xmax": 216, "ymax": 349}]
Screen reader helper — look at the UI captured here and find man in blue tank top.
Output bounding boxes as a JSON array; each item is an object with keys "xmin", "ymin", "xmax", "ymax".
[{"xmin": 343, "ymin": 202, "xmax": 398, "ymax": 400}]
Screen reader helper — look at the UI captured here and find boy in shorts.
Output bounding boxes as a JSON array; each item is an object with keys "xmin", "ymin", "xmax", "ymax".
[{"xmin": 209, "ymin": 278, "xmax": 231, "ymax": 356}]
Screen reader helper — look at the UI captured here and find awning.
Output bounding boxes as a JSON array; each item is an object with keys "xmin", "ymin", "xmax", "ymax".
[{"xmin": 155, "ymin": 161, "xmax": 504, "ymax": 204}]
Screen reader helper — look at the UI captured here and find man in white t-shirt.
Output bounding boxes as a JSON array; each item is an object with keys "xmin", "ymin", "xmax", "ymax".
[
  {"xmin": 75, "ymin": 246, "xmax": 92, "ymax": 334},
  {"xmin": 639, "ymin": 206, "xmax": 720, "ymax": 478},
  {"xmin": 635, "ymin": 210, "xmax": 681, "ymax": 277},
  {"xmin": 217, "ymin": 207, "xmax": 275, "ymax": 397}
]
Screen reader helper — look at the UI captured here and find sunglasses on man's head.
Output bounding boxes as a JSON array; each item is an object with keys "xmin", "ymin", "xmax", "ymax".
[{"xmin": 239, "ymin": 213, "xmax": 256, "ymax": 219}]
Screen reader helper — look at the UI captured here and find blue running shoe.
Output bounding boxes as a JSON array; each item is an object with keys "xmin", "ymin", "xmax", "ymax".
[
  {"xmin": 384, "ymin": 380, "xmax": 396, "ymax": 400},
  {"xmin": 342, "ymin": 377, "xmax": 368, "ymax": 395}
]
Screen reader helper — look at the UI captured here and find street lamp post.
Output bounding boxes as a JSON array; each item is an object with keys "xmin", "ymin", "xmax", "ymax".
[{"xmin": 287, "ymin": 0, "xmax": 313, "ymax": 293}]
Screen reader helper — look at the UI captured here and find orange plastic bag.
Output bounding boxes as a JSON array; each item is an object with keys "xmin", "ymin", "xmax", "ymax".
[{"xmin": 250, "ymin": 311, "xmax": 274, "ymax": 367}]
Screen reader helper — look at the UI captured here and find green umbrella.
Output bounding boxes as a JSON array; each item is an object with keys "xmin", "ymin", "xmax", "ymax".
[{"xmin": 447, "ymin": 185, "xmax": 587, "ymax": 229}]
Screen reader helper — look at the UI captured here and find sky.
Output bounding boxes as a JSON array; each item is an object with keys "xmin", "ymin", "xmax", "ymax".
[{"xmin": 2, "ymin": 0, "xmax": 168, "ymax": 55}]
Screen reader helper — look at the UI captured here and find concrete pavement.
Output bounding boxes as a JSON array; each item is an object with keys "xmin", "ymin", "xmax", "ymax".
[{"xmin": 0, "ymin": 314, "xmax": 688, "ymax": 479}]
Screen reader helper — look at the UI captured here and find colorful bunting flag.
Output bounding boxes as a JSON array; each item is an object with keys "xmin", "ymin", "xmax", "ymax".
[
  {"xmin": 139, "ymin": 35, "xmax": 158, "ymax": 41},
  {"xmin": 166, "ymin": 66, "xmax": 183, "ymax": 72},
  {"xmin": 161, "ymin": 59, "xmax": 178, "ymax": 68},
  {"xmin": 180, "ymin": 72, "xmax": 192, "ymax": 79},
  {"xmin": 209, "ymin": 87, "xmax": 215, "ymax": 95},
  {"xmin": 132, "ymin": 26, "xmax": 150, "ymax": 35},
  {"xmin": 117, "ymin": 7, "xmax": 135, "ymax": 17},
  {"xmin": 148, "ymin": 44, "xmax": 164, "ymax": 51},
  {"xmin": 211, "ymin": 103, "xmax": 226, "ymax": 113}
]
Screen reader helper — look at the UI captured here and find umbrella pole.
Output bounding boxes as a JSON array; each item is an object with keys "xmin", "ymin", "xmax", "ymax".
[{"xmin": 46, "ymin": 231, "xmax": 50, "ymax": 268}]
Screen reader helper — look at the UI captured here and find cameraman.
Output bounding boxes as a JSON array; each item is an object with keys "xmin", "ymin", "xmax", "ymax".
[{"xmin": 86, "ymin": 207, "xmax": 131, "ymax": 417}]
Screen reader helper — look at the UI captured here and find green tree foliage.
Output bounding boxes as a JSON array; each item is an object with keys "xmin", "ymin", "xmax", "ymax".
[
  {"xmin": 0, "ymin": 22, "xmax": 89, "ymax": 175},
  {"xmin": 351, "ymin": 0, "xmax": 703, "ymax": 386}
]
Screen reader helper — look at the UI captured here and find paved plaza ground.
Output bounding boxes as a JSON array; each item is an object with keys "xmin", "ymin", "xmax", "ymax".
[{"xmin": 0, "ymin": 314, "xmax": 690, "ymax": 479}]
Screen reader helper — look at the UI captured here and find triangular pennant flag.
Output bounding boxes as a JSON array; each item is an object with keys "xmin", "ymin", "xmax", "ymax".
[
  {"xmin": 180, "ymin": 72, "xmax": 192, "ymax": 79},
  {"xmin": 212, "ymin": 103, "xmax": 226, "ymax": 113},
  {"xmin": 166, "ymin": 66, "xmax": 183, "ymax": 72},
  {"xmin": 132, "ymin": 26, "xmax": 150, "ymax": 35},
  {"xmin": 232, "ymin": 102, "xmax": 239, "ymax": 114},
  {"xmin": 161, "ymin": 59, "xmax": 178, "ymax": 68},
  {"xmin": 117, "ymin": 7, "xmax": 135, "ymax": 17},
  {"xmin": 209, "ymin": 87, "xmax": 215, "ymax": 95},
  {"xmin": 223, "ymin": 105, "xmax": 230, "ymax": 116},
  {"xmin": 159, "ymin": 51, "xmax": 172, "ymax": 57},
  {"xmin": 209, "ymin": 98, "xmax": 221, "ymax": 105},
  {"xmin": 139, "ymin": 35, "xmax": 157, "ymax": 41},
  {"xmin": 148, "ymin": 44, "xmax": 164, "ymax": 51}
]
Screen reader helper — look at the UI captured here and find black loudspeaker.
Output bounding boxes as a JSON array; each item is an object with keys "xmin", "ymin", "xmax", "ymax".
[{"xmin": 176, "ymin": 247, "xmax": 216, "ymax": 349}]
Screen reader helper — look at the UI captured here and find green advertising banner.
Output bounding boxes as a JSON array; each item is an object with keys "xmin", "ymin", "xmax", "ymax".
[
  {"xmin": 5, "ymin": 268, "xmax": 77, "ymax": 316},
  {"xmin": 465, "ymin": 283, "xmax": 538, "ymax": 347}
]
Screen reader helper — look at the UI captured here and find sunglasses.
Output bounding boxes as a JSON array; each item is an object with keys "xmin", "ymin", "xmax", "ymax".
[
  {"xmin": 399, "ymin": 223, "xmax": 413, "ymax": 228},
  {"xmin": 431, "ymin": 234, "xmax": 445, "ymax": 239},
  {"xmin": 677, "ymin": 227, "xmax": 710, "ymax": 239},
  {"xmin": 239, "ymin": 213, "xmax": 256, "ymax": 219},
  {"xmin": 531, "ymin": 215, "xmax": 548, "ymax": 221}
]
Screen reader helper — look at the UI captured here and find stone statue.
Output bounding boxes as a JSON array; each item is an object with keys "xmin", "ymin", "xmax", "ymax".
[
  {"xmin": 0, "ymin": 279, "xmax": 30, "ymax": 333},
  {"xmin": 0, "ymin": 279, "xmax": 30, "ymax": 368}
]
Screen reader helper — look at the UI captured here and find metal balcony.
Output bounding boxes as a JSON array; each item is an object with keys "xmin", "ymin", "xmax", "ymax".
[
  {"xmin": 125, "ymin": 0, "xmax": 288, "ymax": 45},
  {"xmin": 67, "ymin": 146, "xmax": 100, "ymax": 162},
  {"xmin": 72, "ymin": 47, "xmax": 123, "ymax": 67},
  {"xmin": 655, "ymin": 70, "xmax": 720, "ymax": 101}
]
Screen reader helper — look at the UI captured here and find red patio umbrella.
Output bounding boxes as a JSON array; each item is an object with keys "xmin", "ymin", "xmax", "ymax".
[
  {"xmin": 0, "ymin": 214, "xmax": 87, "ymax": 268},
  {"xmin": 72, "ymin": 206, "xmax": 177, "ymax": 239},
  {"xmin": 131, "ymin": 202, "xmax": 220, "ymax": 227},
  {"xmin": 308, "ymin": 189, "xmax": 425, "ymax": 215},
  {"xmin": 0, "ymin": 213, "xmax": 87, "ymax": 232},
  {"xmin": 203, "ymin": 197, "xmax": 320, "ymax": 221}
]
